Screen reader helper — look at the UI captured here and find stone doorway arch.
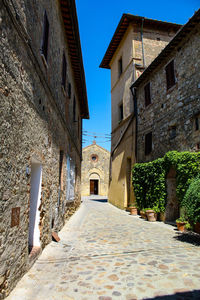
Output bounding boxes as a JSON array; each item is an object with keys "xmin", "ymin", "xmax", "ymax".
[{"xmin": 89, "ymin": 173, "xmax": 100, "ymax": 195}]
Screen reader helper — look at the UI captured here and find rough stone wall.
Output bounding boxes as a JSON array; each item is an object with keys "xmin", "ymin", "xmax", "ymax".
[
  {"xmin": 137, "ymin": 24, "xmax": 200, "ymax": 163},
  {"xmin": 0, "ymin": 1, "xmax": 82, "ymax": 298},
  {"xmin": 81, "ymin": 144, "xmax": 110, "ymax": 196}
]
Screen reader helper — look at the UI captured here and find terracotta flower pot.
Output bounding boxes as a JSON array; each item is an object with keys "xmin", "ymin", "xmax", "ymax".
[
  {"xmin": 176, "ymin": 221, "xmax": 187, "ymax": 232},
  {"xmin": 159, "ymin": 212, "xmax": 165, "ymax": 222},
  {"xmin": 194, "ymin": 222, "xmax": 200, "ymax": 234},
  {"xmin": 140, "ymin": 211, "xmax": 147, "ymax": 219},
  {"xmin": 146, "ymin": 210, "xmax": 157, "ymax": 222},
  {"xmin": 130, "ymin": 207, "xmax": 137, "ymax": 215}
]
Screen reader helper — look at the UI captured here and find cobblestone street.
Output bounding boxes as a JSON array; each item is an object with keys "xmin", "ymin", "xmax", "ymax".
[{"xmin": 7, "ymin": 197, "xmax": 200, "ymax": 300}]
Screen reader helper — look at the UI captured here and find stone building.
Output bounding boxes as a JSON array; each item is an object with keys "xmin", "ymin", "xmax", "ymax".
[
  {"xmin": 81, "ymin": 142, "xmax": 110, "ymax": 197},
  {"xmin": 0, "ymin": 0, "xmax": 88, "ymax": 298},
  {"xmin": 130, "ymin": 9, "xmax": 200, "ymax": 222},
  {"xmin": 131, "ymin": 9, "xmax": 200, "ymax": 163},
  {"xmin": 100, "ymin": 14, "xmax": 181, "ymax": 209}
]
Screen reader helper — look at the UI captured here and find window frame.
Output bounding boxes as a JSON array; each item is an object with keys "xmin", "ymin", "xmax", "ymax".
[
  {"xmin": 165, "ymin": 59, "xmax": 176, "ymax": 90},
  {"xmin": 41, "ymin": 10, "xmax": 49, "ymax": 63},
  {"xmin": 118, "ymin": 102, "xmax": 123, "ymax": 123},
  {"xmin": 61, "ymin": 52, "xmax": 67, "ymax": 90},
  {"xmin": 118, "ymin": 57, "xmax": 123, "ymax": 78},
  {"xmin": 145, "ymin": 132, "xmax": 152, "ymax": 156},
  {"xmin": 144, "ymin": 82, "xmax": 151, "ymax": 107}
]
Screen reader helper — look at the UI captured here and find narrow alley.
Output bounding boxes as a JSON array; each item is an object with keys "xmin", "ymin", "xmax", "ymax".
[{"xmin": 7, "ymin": 197, "xmax": 200, "ymax": 300}]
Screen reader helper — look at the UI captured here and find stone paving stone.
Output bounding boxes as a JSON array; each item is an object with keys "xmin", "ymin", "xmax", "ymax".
[{"xmin": 6, "ymin": 197, "xmax": 200, "ymax": 300}]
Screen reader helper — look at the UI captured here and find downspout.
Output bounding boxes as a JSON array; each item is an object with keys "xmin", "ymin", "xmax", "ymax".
[
  {"xmin": 130, "ymin": 86, "xmax": 138, "ymax": 161},
  {"xmin": 141, "ymin": 18, "xmax": 146, "ymax": 68}
]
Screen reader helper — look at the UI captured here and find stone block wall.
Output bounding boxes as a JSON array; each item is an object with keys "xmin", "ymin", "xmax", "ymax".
[
  {"xmin": 0, "ymin": 0, "xmax": 84, "ymax": 298},
  {"xmin": 136, "ymin": 23, "xmax": 200, "ymax": 162}
]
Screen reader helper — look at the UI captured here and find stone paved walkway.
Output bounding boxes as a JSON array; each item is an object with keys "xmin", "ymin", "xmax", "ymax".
[{"xmin": 7, "ymin": 197, "xmax": 200, "ymax": 300}]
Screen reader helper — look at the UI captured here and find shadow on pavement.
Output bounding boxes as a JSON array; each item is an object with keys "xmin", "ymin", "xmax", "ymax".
[
  {"xmin": 173, "ymin": 231, "xmax": 200, "ymax": 246},
  {"xmin": 90, "ymin": 198, "xmax": 108, "ymax": 203},
  {"xmin": 145, "ymin": 289, "xmax": 200, "ymax": 299}
]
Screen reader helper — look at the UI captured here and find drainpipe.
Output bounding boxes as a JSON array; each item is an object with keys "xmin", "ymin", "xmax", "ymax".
[
  {"xmin": 141, "ymin": 18, "xmax": 146, "ymax": 68},
  {"xmin": 130, "ymin": 86, "xmax": 138, "ymax": 162}
]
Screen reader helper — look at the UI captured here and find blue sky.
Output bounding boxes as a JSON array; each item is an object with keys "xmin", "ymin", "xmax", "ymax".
[{"xmin": 76, "ymin": 0, "xmax": 199, "ymax": 151}]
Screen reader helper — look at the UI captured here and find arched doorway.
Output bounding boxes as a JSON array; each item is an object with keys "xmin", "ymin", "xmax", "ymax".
[{"xmin": 89, "ymin": 173, "xmax": 100, "ymax": 195}]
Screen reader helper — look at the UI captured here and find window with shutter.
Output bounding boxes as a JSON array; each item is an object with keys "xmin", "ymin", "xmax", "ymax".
[
  {"xmin": 144, "ymin": 82, "xmax": 151, "ymax": 107},
  {"xmin": 165, "ymin": 60, "xmax": 176, "ymax": 90},
  {"xmin": 61, "ymin": 53, "xmax": 67, "ymax": 90},
  {"xmin": 41, "ymin": 11, "xmax": 49, "ymax": 61},
  {"xmin": 118, "ymin": 57, "xmax": 123, "ymax": 78},
  {"xmin": 145, "ymin": 132, "xmax": 152, "ymax": 155}
]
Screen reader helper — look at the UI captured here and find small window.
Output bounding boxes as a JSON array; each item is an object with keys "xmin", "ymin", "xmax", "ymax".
[
  {"xmin": 91, "ymin": 154, "xmax": 98, "ymax": 162},
  {"xmin": 145, "ymin": 132, "xmax": 152, "ymax": 155},
  {"xmin": 196, "ymin": 143, "xmax": 200, "ymax": 150},
  {"xmin": 169, "ymin": 126, "xmax": 176, "ymax": 139},
  {"xmin": 165, "ymin": 60, "xmax": 176, "ymax": 90},
  {"xmin": 59, "ymin": 150, "xmax": 64, "ymax": 190},
  {"xmin": 68, "ymin": 83, "xmax": 71, "ymax": 98},
  {"xmin": 61, "ymin": 53, "xmax": 67, "ymax": 90},
  {"xmin": 144, "ymin": 82, "xmax": 151, "ymax": 107},
  {"xmin": 119, "ymin": 103, "xmax": 123, "ymax": 122},
  {"xmin": 118, "ymin": 57, "xmax": 123, "ymax": 78},
  {"xmin": 195, "ymin": 117, "xmax": 199, "ymax": 131},
  {"xmin": 41, "ymin": 11, "xmax": 49, "ymax": 61},
  {"xmin": 73, "ymin": 96, "xmax": 76, "ymax": 122}
]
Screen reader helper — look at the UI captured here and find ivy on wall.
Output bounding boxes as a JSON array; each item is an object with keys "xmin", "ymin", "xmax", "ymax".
[{"xmin": 132, "ymin": 151, "xmax": 200, "ymax": 212}]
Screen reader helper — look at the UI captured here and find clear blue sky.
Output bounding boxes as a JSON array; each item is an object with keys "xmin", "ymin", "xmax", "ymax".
[{"xmin": 76, "ymin": 0, "xmax": 199, "ymax": 151}]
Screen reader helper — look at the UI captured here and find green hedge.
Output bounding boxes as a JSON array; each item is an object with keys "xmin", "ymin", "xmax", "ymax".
[
  {"xmin": 182, "ymin": 176, "xmax": 200, "ymax": 223},
  {"xmin": 132, "ymin": 151, "xmax": 200, "ymax": 212}
]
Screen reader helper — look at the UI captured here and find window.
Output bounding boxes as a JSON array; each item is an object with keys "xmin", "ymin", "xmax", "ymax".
[
  {"xmin": 195, "ymin": 117, "xmax": 199, "ymax": 131},
  {"xmin": 118, "ymin": 57, "xmax": 123, "ymax": 78},
  {"xmin": 66, "ymin": 157, "xmax": 75, "ymax": 202},
  {"xmin": 119, "ymin": 103, "xmax": 123, "ymax": 122},
  {"xmin": 68, "ymin": 83, "xmax": 71, "ymax": 98},
  {"xmin": 169, "ymin": 126, "xmax": 176, "ymax": 139},
  {"xmin": 144, "ymin": 82, "xmax": 151, "ymax": 107},
  {"xmin": 41, "ymin": 11, "xmax": 49, "ymax": 61},
  {"xmin": 61, "ymin": 53, "xmax": 67, "ymax": 90},
  {"xmin": 145, "ymin": 132, "xmax": 152, "ymax": 155},
  {"xmin": 73, "ymin": 96, "xmax": 76, "ymax": 122},
  {"xmin": 59, "ymin": 150, "xmax": 64, "ymax": 190},
  {"xmin": 196, "ymin": 143, "xmax": 200, "ymax": 150},
  {"xmin": 91, "ymin": 154, "xmax": 98, "ymax": 162},
  {"xmin": 165, "ymin": 60, "xmax": 176, "ymax": 90}
]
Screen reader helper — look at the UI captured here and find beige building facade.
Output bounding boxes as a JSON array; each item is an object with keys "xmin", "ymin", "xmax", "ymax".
[
  {"xmin": 81, "ymin": 143, "xmax": 110, "ymax": 197},
  {"xmin": 100, "ymin": 14, "xmax": 180, "ymax": 209}
]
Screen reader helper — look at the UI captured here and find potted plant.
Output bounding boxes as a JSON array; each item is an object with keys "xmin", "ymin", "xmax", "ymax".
[
  {"xmin": 176, "ymin": 217, "xmax": 188, "ymax": 232},
  {"xmin": 146, "ymin": 208, "xmax": 157, "ymax": 222},
  {"xmin": 140, "ymin": 209, "xmax": 146, "ymax": 219},
  {"xmin": 128, "ymin": 204, "xmax": 137, "ymax": 215}
]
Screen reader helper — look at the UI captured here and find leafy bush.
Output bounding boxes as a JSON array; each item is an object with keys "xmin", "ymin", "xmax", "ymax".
[
  {"xmin": 182, "ymin": 176, "xmax": 200, "ymax": 224},
  {"xmin": 132, "ymin": 151, "xmax": 200, "ymax": 212}
]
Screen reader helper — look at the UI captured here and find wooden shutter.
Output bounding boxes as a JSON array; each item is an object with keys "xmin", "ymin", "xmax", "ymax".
[
  {"xmin": 144, "ymin": 82, "xmax": 151, "ymax": 106},
  {"xmin": 165, "ymin": 60, "xmax": 175, "ymax": 89},
  {"xmin": 41, "ymin": 11, "xmax": 49, "ymax": 60}
]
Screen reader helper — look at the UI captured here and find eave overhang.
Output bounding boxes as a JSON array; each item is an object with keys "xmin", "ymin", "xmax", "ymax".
[
  {"xmin": 100, "ymin": 13, "xmax": 182, "ymax": 69},
  {"xmin": 60, "ymin": 0, "xmax": 89, "ymax": 119},
  {"xmin": 131, "ymin": 9, "xmax": 200, "ymax": 89}
]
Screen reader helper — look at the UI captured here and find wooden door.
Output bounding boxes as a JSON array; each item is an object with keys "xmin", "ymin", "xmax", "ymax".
[
  {"xmin": 90, "ymin": 180, "xmax": 95, "ymax": 195},
  {"xmin": 90, "ymin": 180, "xmax": 98, "ymax": 195}
]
